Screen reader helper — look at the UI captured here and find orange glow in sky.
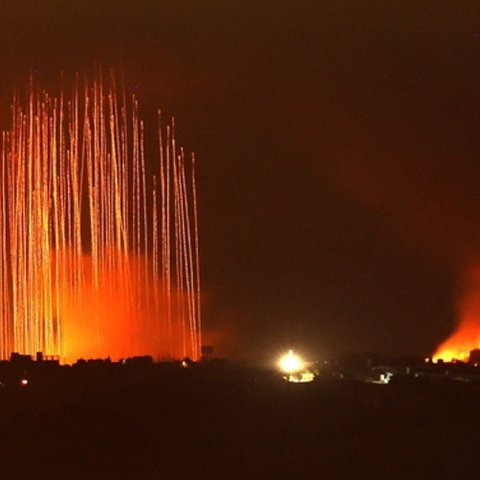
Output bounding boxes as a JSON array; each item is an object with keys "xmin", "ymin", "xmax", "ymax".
[
  {"xmin": 433, "ymin": 267, "xmax": 480, "ymax": 362},
  {"xmin": 58, "ymin": 254, "xmax": 183, "ymax": 363}
]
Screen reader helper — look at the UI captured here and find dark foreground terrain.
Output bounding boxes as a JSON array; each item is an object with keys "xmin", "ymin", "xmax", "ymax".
[{"xmin": 1, "ymin": 361, "xmax": 479, "ymax": 479}]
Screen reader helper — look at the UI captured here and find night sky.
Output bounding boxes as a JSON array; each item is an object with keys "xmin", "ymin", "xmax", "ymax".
[{"xmin": 2, "ymin": 1, "xmax": 480, "ymax": 360}]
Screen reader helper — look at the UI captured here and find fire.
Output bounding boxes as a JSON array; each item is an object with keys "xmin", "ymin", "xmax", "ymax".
[
  {"xmin": 58, "ymin": 253, "xmax": 186, "ymax": 363},
  {"xmin": 433, "ymin": 267, "xmax": 480, "ymax": 362},
  {"xmin": 0, "ymin": 71, "xmax": 202, "ymax": 362}
]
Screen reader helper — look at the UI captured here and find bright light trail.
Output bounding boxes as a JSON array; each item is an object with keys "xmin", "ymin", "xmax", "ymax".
[{"xmin": 0, "ymin": 70, "xmax": 202, "ymax": 362}]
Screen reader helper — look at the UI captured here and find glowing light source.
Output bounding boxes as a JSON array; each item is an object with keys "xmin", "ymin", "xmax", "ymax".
[
  {"xmin": 0, "ymin": 71, "xmax": 202, "ymax": 362},
  {"xmin": 433, "ymin": 348, "xmax": 470, "ymax": 363},
  {"xmin": 287, "ymin": 371, "xmax": 315, "ymax": 383},
  {"xmin": 433, "ymin": 267, "xmax": 480, "ymax": 364},
  {"xmin": 278, "ymin": 350, "xmax": 304, "ymax": 374}
]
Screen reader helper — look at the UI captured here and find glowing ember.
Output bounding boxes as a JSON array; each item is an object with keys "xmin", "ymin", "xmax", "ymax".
[
  {"xmin": 433, "ymin": 267, "xmax": 480, "ymax": 363},
  {"xmin": 0, "ymin": 71, "xmax": 201, "ymax": 362}
]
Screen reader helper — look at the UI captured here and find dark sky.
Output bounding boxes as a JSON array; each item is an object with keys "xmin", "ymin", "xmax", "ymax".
[{"xmin": 2, "ymin": 0, "xmax": 480, "ymax": 360}]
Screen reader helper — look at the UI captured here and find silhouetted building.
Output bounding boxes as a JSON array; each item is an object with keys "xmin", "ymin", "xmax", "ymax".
[
  {"xmin": 10, "ymin": 353, "xmax": 32, "ymax": 366},
  {"xmin": 124, "ymin": 355, "xmax": 153, "ymax": 366},
  {"xmin": 469, "ymin": 349, "xmax": 480, "ymax": 364}
]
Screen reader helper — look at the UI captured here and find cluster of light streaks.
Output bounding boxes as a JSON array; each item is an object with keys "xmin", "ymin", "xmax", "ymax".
[{"xmin": 0, "ymin": 72, "xmax": 201, "ymax": 362}]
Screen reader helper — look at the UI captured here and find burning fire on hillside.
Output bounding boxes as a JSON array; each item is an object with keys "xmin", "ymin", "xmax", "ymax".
[{"xmin": 433, "ymin": 267, "xmax": 480, "ymax": 363}]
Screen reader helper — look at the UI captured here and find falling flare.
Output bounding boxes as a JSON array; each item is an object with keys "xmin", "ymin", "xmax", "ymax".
[{"xmin": 0, "ymin": 71, "xmax": 202, "ymax": 362}]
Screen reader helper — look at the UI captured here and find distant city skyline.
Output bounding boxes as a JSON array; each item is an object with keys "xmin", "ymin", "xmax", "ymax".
[{"xmin": 1, "ymin": 1, "xmax": 480, "ymax": 360}]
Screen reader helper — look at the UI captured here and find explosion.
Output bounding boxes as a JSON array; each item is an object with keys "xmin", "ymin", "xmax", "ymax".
[
  {"xmin": 278, "ymin": 350, "xmax": 304, "ymax": 373},
  {"xmin": 0, "ymin": 71, "xmax": 201, "ymax": 362},
  {"xmin": 433, "ymin": 267, "xmax": 480, "ymax": 362}
]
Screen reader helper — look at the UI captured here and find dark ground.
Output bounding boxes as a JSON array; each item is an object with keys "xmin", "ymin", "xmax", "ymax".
[{"xmin": 1, "ymin": 362, "xmax": 479, "ymax": 480}]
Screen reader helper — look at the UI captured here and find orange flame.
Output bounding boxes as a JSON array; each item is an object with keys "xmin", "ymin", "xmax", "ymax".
[
  {"xmin": 57, "ymin": 253, "xmax": 186, "ymax": 363},
  {"xmin": 433, "ymin": 267, "xmax": 480, "ymax": 362}
]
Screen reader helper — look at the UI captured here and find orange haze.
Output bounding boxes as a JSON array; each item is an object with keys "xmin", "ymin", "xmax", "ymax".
[{"xmin": 57, "ymin": 253, "xmax": 185, "ymax": 363}]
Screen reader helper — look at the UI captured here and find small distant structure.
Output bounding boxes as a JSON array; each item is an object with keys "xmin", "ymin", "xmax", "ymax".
[
  {"xmin": 469, "ymin": 349, "xmax": 480, "ymax": 364},
  {"xmin": 123, "ymin": 355, "xmax": 153, "ymax": 366},
  {"xmin": 74, "ymin": 357, "xmax": 112, "ymax": 367},
  {"xmin": 201, "ymin": 345, "xmax": 214, "ymax": 360},
  {"xmin": 10, "ymin": 352, "xmax": 32, "ymax": 366},
  {"xmin": 35, "ymin": 352, "xmax": 60, "ymax": 365}
]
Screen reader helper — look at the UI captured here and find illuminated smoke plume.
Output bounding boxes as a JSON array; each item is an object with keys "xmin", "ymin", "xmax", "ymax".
[
  {"xmin": 0, "ymin": 72, "xmax": 201, "ymax": 362},
  {"xmin": 433, "ymin": 267, "xmax": 480, "ymax": 362}
]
